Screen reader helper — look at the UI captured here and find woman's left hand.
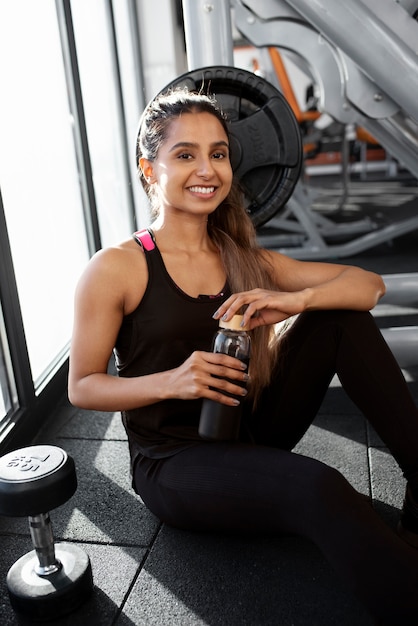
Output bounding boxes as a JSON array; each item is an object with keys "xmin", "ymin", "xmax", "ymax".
[
  {"xmin": 213, "ymin": 252, "xmax": 387, "ymax": 329},
  {"xmin": 213, "ymin": 288, "xmax": 307, "ymax": 329}
]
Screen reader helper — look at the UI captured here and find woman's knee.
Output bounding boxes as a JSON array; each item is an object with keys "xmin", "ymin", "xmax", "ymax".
[
  {"xmin": 279, "ymin": 309, "xmax": 373, "ymax": 353},
  {"xmin": 296, "ymin": 460, "xmax": 357, "ymax": 525},
  {"xmin": 297, "ymin": 309, "xmax": 374, "ymax": 332}
]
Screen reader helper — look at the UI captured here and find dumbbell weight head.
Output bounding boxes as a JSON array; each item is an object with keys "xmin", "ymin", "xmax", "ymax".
[
  {"xmin": 7, "ymin": 542, "xmax": 93, "ymax": 621},
  {"xmin": 0, "ymin": 445, "xmax": 77, "ymax": 517}
]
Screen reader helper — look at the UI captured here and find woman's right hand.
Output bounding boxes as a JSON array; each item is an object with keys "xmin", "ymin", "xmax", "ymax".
[
  {"xmin": 70, "ymin": 243, "xmax": 249, "ymax": 411},
  {"xmin": 166, "ymin": 351, "xmax": 249, "ymax": 405}
]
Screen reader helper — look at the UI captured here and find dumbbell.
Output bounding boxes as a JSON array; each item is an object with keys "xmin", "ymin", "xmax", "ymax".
[{"xmin": 0, "ymin": 444, "xmax": 93, "ymax": 621}]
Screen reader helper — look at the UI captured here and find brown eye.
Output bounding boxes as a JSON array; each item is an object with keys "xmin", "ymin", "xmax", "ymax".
[{"xmin": 212, "ymin": 151, "xmax": 228, "ymax": 160}]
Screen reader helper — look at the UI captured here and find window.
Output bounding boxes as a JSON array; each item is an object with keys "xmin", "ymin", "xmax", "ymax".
[
  {"xmin": 70, "ymin": 0, "xmax": 136, "ymax": 247},
  {"xmin": 0, "ymin": 0, "xmax": 146, "ymax": 448},
  {"xmin": 0, "ymin": 0, "xmax": 90, "ymax": 388}
]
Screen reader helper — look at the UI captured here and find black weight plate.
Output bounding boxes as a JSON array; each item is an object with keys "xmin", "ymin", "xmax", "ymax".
[{"xmin": 158, "ymin": 65, "xmax": 303, "ymax": 227}]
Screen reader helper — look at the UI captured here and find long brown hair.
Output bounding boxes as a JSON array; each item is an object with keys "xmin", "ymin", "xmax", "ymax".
[{"xmin": 137, "ymin": 88, "xmax": 280, "ymax": 405}]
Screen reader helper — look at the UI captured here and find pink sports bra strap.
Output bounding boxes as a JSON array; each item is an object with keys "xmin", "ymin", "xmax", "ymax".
[{"xmin": 133, "ymin": 229, "xmax": 156, "ymax": 251}]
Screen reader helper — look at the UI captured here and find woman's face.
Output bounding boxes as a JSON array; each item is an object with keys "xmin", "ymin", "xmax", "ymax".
[{"xmin": 141, "ymin": 111, "xmax": 233, "ymax": 219}]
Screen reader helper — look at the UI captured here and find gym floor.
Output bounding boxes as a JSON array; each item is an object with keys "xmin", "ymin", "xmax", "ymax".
[{"xmin": 1, "ymin": 176, "xmax": 418, "ymax": 625}]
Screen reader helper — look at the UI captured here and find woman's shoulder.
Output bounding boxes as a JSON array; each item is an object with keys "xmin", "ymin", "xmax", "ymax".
[
  {"xmin": 89, "ymin": 237, "xmax": 146, "ymax": 272},
  {"xmin": 76, "ymin": 237, "xmax": 148, "ymax": 312}
]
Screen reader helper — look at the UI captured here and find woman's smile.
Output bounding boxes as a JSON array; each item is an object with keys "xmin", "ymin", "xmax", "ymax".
[{"xmin": 187, "ymin": 185, "xmax": 217, "ymax": 197}]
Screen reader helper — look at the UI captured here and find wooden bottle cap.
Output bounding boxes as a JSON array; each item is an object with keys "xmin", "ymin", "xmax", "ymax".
[{"xmin": 219, "ymin": 315, "xmax": 249, "ymax": 331}]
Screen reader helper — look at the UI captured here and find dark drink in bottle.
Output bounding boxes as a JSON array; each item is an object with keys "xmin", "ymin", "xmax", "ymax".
[{"xmin": 199, "ymin": 315, "xmax": 251, "ymax": 440}]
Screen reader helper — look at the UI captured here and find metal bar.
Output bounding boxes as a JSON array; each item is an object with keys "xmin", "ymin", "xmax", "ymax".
[
  {"xmin": 0, "ymin": 191, "xmax": 34, "ymax": 410},
  {"xmin": 182, "ymin": 0, "xmax": 234, "ymax": 69},
  {"xmin": 107, "ymin": 1, "xmax": 137, "ymax": 232},
  {"xmin": 111, "ymin": 0, "xmax": 147, "ymax": 226},
  {"xmin": 29, "ymin": 513, "xmax": 61, "ymax": 576},
  {"xmin": 381, "ymin": 274, "xmax": 418, "ymax": 307},
  {"xmin": 258, "ymin": 214, "xmax": 418, "ymax": 260},
  {"xmin": 381, "ymin": 328, "xmax": 418, "ymax": 368},
  {"xmin": 285, "ymin": 0, "xmax": 418, "ymax": 122},
  {"xmin": 55, "ymin": 0, "xmax": 102, "ymax": 255},
  {"xmin": 359, "ymin": 114, "xmax": 418, "ymax": 180}
]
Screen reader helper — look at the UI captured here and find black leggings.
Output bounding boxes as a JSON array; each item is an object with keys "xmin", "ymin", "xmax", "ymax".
[{"xmin": 134, "ymin": 311, "xmax": 418, "ymax": 624}]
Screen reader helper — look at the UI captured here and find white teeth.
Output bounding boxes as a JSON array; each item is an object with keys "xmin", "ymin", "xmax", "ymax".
[{"xmin": 189, "ymin": 186, "xmax": 215, "ymax": 194}]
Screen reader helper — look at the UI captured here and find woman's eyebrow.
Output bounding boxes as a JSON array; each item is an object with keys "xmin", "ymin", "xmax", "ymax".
[{"xmin": 169, "ymin": 140, "xmax": 229, "ymax": 152}]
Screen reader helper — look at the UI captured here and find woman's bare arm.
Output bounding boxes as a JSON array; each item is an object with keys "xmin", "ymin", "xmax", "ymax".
[{"xmin": 214, "ymin": 251, "xmax": 386, "ymax": 329}]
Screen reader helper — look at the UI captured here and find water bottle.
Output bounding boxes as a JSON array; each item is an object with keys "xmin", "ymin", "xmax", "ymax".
[{"xmin": 199, "ymin": 315, "xmax": 251, "ymax": 441}]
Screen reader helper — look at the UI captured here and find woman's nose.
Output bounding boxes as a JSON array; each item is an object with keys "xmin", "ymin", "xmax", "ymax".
[{"xmin": 196, "ymin": 157, "xmax": 214, "ymax": 177}]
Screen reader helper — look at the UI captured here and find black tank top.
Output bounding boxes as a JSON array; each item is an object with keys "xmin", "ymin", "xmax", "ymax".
[{"xmin": 115, "ymin": 230, "xmax": 231, "ymax": 462}]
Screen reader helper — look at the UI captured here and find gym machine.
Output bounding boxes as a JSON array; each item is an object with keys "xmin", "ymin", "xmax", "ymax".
[
  {"xmin": 179, "ymin": 0, "xmax": 418, "ymax": 364},
  {"xmin": 233, "ymin": 0, "xmax": 418, "ymax": 259}
]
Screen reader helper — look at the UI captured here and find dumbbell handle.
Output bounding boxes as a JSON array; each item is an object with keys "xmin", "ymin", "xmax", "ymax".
[{"xmin": 28, "ymin": 513, "xmax": 62, "ymax": 576}]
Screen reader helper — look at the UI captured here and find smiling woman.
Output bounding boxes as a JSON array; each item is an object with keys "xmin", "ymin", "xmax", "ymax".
[
  {"xmin": 69, "ymin": 87, "xmax": 418, "ymax": 625},
  {"xmin": 143, "ymin": 117, "xmax": 232, "ymax": 214},
  {"xmin": 137, "ymin": 98, "xmax": 233, "ymax": 222}
]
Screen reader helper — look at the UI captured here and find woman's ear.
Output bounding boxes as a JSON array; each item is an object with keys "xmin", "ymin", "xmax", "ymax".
[{"xmin": 139, "ymin": 157, "xmax": 156, "ymax": 184}]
